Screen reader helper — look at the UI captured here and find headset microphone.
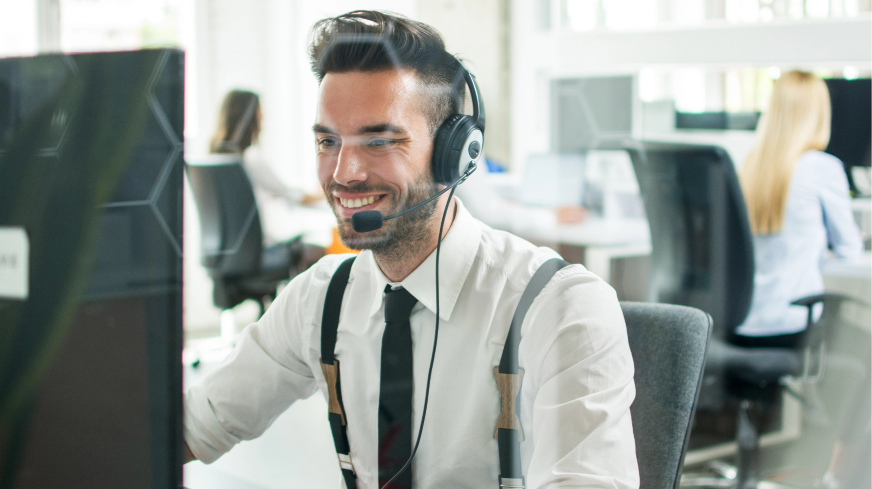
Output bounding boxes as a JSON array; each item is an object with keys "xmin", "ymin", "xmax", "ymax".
[{"xmin": 351, "ymin": 161, "xmax": 477, "ymax": 233}]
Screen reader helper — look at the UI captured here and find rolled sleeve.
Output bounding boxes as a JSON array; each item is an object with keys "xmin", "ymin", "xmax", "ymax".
[
  {"xmin": 184, "ymin": 326, "xmax": 319, "ymax": 463},
  {"xmin": 523, "ymin": 267, "xmax": 639, "ymax": 488},
  {"xmin": 183, "ymin": 265, "xmax": 323, "ymax": 464}
]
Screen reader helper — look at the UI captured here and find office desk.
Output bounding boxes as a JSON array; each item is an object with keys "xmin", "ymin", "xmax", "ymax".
[
  {"xmin": 822, "ymin": 251, "xmax": 872, "ymax": 331},
  {"xmin": 514, "ymin": 217, "xmax": 651, "ymax": 281}
]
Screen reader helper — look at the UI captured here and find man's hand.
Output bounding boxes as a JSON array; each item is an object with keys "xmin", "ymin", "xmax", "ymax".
[
  {"xmin": 555, "ymin": 205, "xmax": 587, "ymax": 224},
  {"xmin": 184, "ymin": 442, "xmax": 197, "ymax": 464}
]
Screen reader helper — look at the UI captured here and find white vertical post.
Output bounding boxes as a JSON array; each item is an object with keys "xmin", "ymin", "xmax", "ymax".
[{"xmin": 36, "ymin": 0, "xmax": 60, "ymax": 53}]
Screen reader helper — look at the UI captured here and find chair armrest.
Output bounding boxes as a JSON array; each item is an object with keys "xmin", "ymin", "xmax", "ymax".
[
  {"xmin": 790, "ymin": 294, "xmax": 827, "ymax": 308},
  {"xmin": 789, "ymin": 293, "xmax": 857, "ymax": 383},
  {"xmin": 789, "ymin": 293, "xmax": 854, "ymax": 331},
  {"xmin": 790, "ymin": 294, "xmax": 827, "ymax": 333}
]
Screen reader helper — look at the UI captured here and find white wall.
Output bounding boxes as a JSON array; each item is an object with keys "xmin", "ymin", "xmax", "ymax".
[{"xmin": 417, "ymin": 0, "xmax": 512, "ymax": 167}]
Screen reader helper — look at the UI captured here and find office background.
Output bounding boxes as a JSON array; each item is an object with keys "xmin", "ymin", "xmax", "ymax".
[
  {"xmin": 2, "ymin": 0, "xmax": 868, "ymax": 334},
  {"xmin": 1, "ymin": 1, "xmax": 870, "ymax": 487}
]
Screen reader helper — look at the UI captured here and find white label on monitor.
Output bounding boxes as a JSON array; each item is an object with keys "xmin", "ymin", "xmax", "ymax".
[{"xmin": 0, "ymin": 227, "xmax": 29, "ymax": 300}]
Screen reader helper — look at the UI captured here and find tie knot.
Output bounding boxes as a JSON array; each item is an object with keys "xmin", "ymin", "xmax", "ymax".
[{"xmin": 384, "ymin": 286, "xmax": 418, "ymax": 323}]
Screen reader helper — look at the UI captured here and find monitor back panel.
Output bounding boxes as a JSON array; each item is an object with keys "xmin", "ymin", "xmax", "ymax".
[{"xmin": 0, "ymin": 49, "xmax": 184, "ymax": 489}]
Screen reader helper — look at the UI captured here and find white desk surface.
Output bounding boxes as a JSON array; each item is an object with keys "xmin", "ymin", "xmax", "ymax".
[
  {"xmin": 851, "ymin": 197, "xmax": 871, "ymax": 210},
  {"xmin": 512, "ymin": 218, "xmax": 650, "ymax": 280},
  {"xmin": 822, "ymin": 251, "xmax": 871, "ymax": 279},
  {"xmin": 516, "ymin": 215, "xmax": 870, "ymax": 285},
  {"xmin": 516, "ymin": 217, "xmax": 651, "ymax": 248}
]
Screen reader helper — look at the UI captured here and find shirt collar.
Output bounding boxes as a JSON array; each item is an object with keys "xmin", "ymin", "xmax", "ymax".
[{"xmin": 362, "ymin": 197, "xmax": 481, "ymax": 320}]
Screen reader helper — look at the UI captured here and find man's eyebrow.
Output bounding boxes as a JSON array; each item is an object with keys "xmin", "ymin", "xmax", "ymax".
[
  {"xmin": 312, "ymin": 124, "xmax": 336, "ymax": 135},
  {"xmin": 312, "ymin": 123, "xmax": 407, "ymax": 136},
  {"xmin": 357, "ymin": 124, "xmax": 406, "ymax": 135}
]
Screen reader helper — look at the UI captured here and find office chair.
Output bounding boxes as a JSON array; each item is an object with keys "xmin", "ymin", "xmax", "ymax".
[
  {"xmin": 621, "ymin": 302, "xmax": 712, "ymax": 489},
  {"xmin": 185, "ymin": 155, "xmax": 305, "ymax": 322},
  {"xmin": 624, "ymin": 141, "xmax": 838, "ymax": 489}
]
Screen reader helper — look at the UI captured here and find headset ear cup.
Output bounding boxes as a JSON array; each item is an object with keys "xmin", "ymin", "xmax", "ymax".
[
  {"xmin": 432, "ymin": 115, "xmax": 475, "ymax": 184},
  {"xmin": 431, "ymin": 114, "xmax": 463, "ymax": 184}
]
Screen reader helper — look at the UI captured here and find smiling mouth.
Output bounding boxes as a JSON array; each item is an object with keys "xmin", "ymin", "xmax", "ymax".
[{"xmin": 338, "ymin": 195, "xmax": 381, "ymax": 209}]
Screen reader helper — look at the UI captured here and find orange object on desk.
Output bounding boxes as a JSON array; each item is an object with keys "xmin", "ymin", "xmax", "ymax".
[{"xmin": 325, "ymin": 227, "xmax": 359, "ymax": 255}]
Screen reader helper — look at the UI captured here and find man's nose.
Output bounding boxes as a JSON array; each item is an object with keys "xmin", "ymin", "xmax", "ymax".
[{"xmin": 333, "ymin": 143, "xmax": 367, "ymax": 186}]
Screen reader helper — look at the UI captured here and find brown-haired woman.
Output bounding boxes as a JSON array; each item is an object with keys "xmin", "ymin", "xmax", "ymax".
[{"xmin": 211, "ymin": 90, "xmax": 323, "ymax": 245}]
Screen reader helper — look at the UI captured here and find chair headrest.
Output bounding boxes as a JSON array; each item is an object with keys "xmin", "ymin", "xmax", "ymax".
[{"xmin": 185, "ymin": 154, "xmax": 242, "ymax": 166}]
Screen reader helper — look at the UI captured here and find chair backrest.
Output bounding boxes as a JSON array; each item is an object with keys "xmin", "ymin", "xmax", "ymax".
[
  {"xmin": 624, "ymin": 141, "xmax": 755, "ymax": 339},
  {"xmin": 622, "ymin": 301, "xmax": 711, "ymax": 489},
  {"xmin": 185, "ymin": 155, "xmax": 264, "ymax": 277}
]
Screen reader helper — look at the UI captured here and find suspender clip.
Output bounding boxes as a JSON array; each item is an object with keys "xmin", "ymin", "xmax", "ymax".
[
  {"xmin": 337, "ymin": 452, "xmax": 356, "ymax": 474},
  {"xmin": 499, "ymin": 476, "xmax": 525, "ymax": 488}
]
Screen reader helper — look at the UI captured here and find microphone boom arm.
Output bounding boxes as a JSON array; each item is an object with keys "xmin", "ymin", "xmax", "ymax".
[{"xmin": 386, "ymin": 161, "xmax": 477, "ymax": 221}]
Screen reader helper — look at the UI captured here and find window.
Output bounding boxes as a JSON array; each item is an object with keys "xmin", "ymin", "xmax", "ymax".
[
  {"xmin": 0, "ymin": 0, "xmax": 39, "ymax": 57},
  {"xmin": 59, "ymin": 0, "xmax": 185, "ymax": 52},
  {"xmin": 557, "ymin": 0, "xmax": 871, "ymax": 32}
]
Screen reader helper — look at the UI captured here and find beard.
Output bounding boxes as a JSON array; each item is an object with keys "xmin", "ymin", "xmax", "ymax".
[{"xmin": 328, "ymin": 171, "xmax": 440, "ymax": 260}]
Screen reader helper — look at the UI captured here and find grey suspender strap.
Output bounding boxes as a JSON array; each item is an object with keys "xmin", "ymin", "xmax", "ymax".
[
  {"xmin": 320, "ymin": 256, "xmax": 357, "ymax": 489},
  {"xmin": 494, "ymin": 258, "xmax": 570, "ymax": 489}
]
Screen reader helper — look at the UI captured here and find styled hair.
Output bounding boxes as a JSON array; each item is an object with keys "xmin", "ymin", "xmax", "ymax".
[
  {"xmin": 739, "ymin": 70, "xmax": 832, "ymax": 234},
  {"xmin": 308, "ymin": 10, "xmax": 465, "ymax": 135},
  {"xmin": 210, "ymin": 89, "xmax": 260, "ymax": 154}
]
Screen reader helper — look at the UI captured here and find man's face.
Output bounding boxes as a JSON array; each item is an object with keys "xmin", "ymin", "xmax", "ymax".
[{"xmin": 314, "ymin": 70, "xmax": 438, "ymax": 252}]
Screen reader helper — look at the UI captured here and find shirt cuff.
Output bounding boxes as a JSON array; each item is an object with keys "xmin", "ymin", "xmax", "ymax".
[{"xmin": 184, "ymin": 386, "xmax": 241, "ymax": 464}]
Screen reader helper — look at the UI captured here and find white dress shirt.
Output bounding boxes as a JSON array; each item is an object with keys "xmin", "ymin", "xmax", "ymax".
[
  {"xmin": 737, "ymin": 150, "xmax": 863, "ymax": 337},
  {"xmin": 185, "ymin": 198, "xmax": 639, "ymax": 488}
]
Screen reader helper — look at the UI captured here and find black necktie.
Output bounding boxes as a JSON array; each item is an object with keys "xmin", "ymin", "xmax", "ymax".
[{"xmin": 379, "ymin": 285, "xmax": 418, "ymax": 489}]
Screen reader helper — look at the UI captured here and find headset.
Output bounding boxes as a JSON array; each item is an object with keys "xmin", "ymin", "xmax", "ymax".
[
  {"xmin": 357, "ymin": 62, "xmax": 485, "ymax": 489},
  {"xmin": 351, "ymin": 63, "xmax": 485, "ymax": 233}
]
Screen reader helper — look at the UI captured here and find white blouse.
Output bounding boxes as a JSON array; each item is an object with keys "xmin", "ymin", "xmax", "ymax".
[{"xmin": 737, "ymin": 150, "xmax": 862, "ymax": 337}]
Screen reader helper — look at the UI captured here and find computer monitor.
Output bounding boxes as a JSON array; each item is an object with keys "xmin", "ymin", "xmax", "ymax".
[
  {"xmin": 675, "ymin": 111, "xmax": 728, "ymax": 130},
  {"xmin": 825, "ymin": 78, "xmax": 872, "ymax": 193},
  {"xmin": 673, "ymin": 111, "xmax": 760, "ymax": 131},
  {"xmin": 552, "ymin": 75, "xmax": 635, "ymax": 152},
  {"xmin": 0, "ymin": 49, "xmax": 184, "ymax": 488}
]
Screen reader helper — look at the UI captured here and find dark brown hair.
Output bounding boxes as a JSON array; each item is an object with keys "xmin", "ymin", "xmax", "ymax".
[
  {"xmin": 308, "ymin": 10, "xmax": 465, "ymax": 135},
  {"xmin": 210, "ymin": 90, "xmax": 260, "ymax": 154}
]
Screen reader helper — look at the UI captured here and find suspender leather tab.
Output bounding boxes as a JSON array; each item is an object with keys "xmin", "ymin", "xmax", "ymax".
[
  {"xmin": 494, "ymin": 257, "xmax": 570, "ymax": 489},
  {"xmin": 493, "ymin": 367, "xmax": 524, "ymax": 440},
  {"xmin": 320, "ymin": 256, "xmax": 357, "ymax": 488}
]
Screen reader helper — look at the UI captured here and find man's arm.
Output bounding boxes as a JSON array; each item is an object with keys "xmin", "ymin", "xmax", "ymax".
[
  {"xmin": 183, "ymin": 261, "xmax": 331, "ymax": 464},
  {"xmin": 522, "ymin": 266, "xmax": 639, "ymax": 488}
]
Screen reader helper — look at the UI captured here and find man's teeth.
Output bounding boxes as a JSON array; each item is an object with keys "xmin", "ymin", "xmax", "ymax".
[{"xmin": 339, "ymin": 196, "xmax": 377, "ymax": 209}]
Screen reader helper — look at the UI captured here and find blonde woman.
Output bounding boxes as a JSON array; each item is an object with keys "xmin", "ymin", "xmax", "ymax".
[{"xmin": 735, "ymin": 71, "xmax": 862, "ymax": 347}]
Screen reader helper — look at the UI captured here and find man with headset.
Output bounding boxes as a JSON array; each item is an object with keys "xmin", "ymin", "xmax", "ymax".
[{"xmin": 184, "ymin": 10, "xmax": 638, "ymax": 489}]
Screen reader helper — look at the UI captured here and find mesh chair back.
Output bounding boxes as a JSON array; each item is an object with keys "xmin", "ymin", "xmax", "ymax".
[
  {"xmin": 185, "ymin": 156, "xmax": 264, "ymax": 277},
  {"xmin": 622, "ymin": 301, "xmax": 711, "ymax": 489},
  {"xmin": 624, "ymin": 141, "xmax": 754, "ymax": 339}
]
